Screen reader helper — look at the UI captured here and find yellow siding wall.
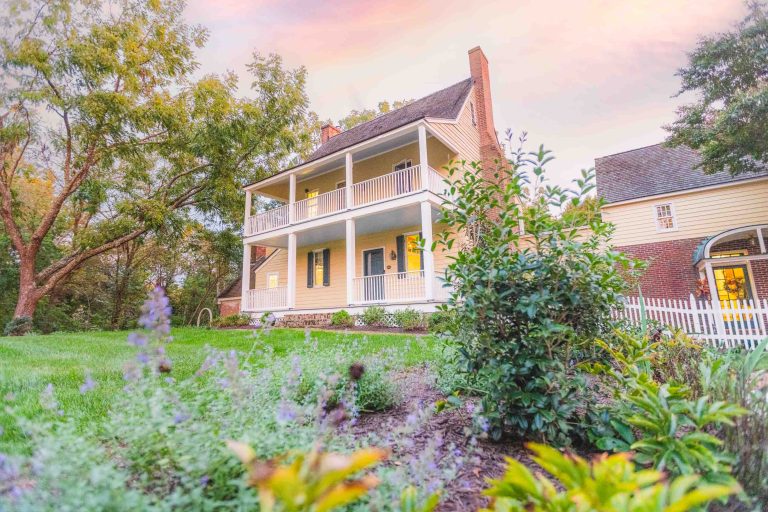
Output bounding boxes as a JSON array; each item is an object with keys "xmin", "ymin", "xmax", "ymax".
[
  {"xmin": 250, "ymin": 224, "xmax": 461, "ymax": 309},
  {"xmin": 428, "ymin": 96, "xmax": 481, "ymax": 164},
  {"xmin": 603, "ymin": 179, "xmax": 768, "ymax": 247}
]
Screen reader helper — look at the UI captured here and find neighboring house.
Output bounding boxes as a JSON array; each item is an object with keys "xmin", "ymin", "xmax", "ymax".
[
  {"xmin": 216, "ymin": 246, "xmax": 271, "ymax": 315},
  {"xmin": 595, "ymin": 143, "xmax": 768, "ymax": 305},
  {"xmin": 239, "ymin": 47, "xmax": 502, "ymax": 322}
]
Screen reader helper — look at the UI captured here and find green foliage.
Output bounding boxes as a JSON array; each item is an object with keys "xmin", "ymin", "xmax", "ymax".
[
  {"xmin": 212, "ymin": 313, "xmax": 252, "ymax": 328},
  {"xmin": 361, "ymin": 306, "xmax": 387, "ymax": 327},
  {"xmin": 3, "ymin": 316, "xmax": 32, "ymax": 336},
  {"xmin": 482, "ymin": 443, "xmax": 739, "ymax": 512},
  {"xmin": 331, "ymin": 309, "xmax": 355, "ymax": 327},
  {"xmin": 700, "ymin": 338, "xmax": 768, "ymax": 506},
  {"xmin": 666, "ymin": 2, "xmax": 768, "ymax": 175},
  {"xmin": 436, "ymin": 134, "xmax": 635, "ymax": 443},
  {"xmin": 427, "ymin": 310, "xmax": 455, "ymax": 335},
  {"xmin": 589, "ymin": 332, "xmax": 747, "ymax": 487},
  {"xmin": 393, "ymin": 308, "xmax": 425, "ymax": 331}
]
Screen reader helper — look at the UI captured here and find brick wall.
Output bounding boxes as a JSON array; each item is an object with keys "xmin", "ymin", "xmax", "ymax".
[
  {"xmin": 276, "ymin": 313, "xmax": 332, "ymax": 328},
  {"xmin": 218, "ymin": 299, "xmax": 240, "ymax": 317},
  {"xmin": 751, "ymin": 259, "xmax": 768, "ymax": 301},
  {"xmin": 618, "ymin": 237, "xmax": 705, "ymax": 300}
]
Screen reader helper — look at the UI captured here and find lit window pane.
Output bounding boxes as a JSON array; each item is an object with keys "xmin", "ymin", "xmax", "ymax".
[
  {"xmin": 406, "ymin": 234, "xmax": 421, "ymax": 272},
  {"xmin": 314, "ymin": 251, "xmax": 323, "ymax": 284}
]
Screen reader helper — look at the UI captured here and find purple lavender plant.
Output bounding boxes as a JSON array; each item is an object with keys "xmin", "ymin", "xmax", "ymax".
[{"xmin": 124, "ymin": 286, "xmax": 174, "ymax": 380}]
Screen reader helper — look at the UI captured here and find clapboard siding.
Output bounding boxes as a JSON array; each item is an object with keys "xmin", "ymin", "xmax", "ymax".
[
  {"xmin": 428, "ymin": 97, "xmax": 481, "ymax": 164},
  {"xmin": 604, "ymin": 180, "xmax": 768, "ymax": 247}
]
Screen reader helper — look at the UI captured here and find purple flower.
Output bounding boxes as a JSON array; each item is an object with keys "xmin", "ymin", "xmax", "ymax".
[
  {"xmin": 127, "ymin": 333, "xmax": 148, "ymax": 347},
  {"xmin": 136, "ymin": 353, "xmax": 150, "ymax": 364},
  {"xmin": 173, "ymin": 412, "xmax": 190, "ymax": 424},
  {"xmin": 79, "ymin": 373, "xmax": 96, "ymax": 394},
  {"xmin": 200, "ymin": 475, "xmax": 210, "ymax": 486}
]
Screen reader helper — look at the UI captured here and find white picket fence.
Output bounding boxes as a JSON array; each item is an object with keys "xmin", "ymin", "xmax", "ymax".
[{"xmin": 613, "ymin": 294, "xmax": 768, "ymax": 349}]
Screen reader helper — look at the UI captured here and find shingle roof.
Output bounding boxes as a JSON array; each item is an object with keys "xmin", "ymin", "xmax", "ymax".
[
  {"xmin": 217, "ymin": 253, "xmax": 269, "ymax": 300},
  {"xmin": 306, "ymin": 77, "xmax": 473, "ymax": 164},
  {"xmin": 595, "ymin": 143, "xmax": 768, "ymax": 204}
]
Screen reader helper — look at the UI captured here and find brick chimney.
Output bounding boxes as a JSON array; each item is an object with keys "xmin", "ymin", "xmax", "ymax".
[
  {"xmin": 468, "ymin": 47, "xmax": 504, "ymax": 178},
  {"xmin": 251, "ymin": 245, "xmax": 267, "ymax": 261},
  {"xmin": 320, "ymin": 124, "xmax": 341, "ymax": 144}
]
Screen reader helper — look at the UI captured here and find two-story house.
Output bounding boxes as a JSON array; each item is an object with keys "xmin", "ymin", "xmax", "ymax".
[
  {"xmin": 595, "ymin": 143, "xmax": 768, "ymax": 307},
  {"xmin": 233, "ymin": 47, "xmax": 502, "ymax": 323}
]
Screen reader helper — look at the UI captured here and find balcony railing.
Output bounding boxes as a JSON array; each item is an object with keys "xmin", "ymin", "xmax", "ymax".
[
  {"xmin": 294, "ymin": 188, "xmax": 346, "ymax": 222},
  {"xmin": 247, "ymin": 286, "xmax": 288, "ymax": 311},
  {"xmin": 246, "ymin": 165, "xmax": 449, "ymax": 236},
  {"xmin": 353, "ymin": 271, "xmax": 426, "ymax": 304}
]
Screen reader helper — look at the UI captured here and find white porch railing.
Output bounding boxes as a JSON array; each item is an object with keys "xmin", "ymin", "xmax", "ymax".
[
  {"xmin": 247, "ymin": 286, "xmax": 288, "ymax": 311},
  {"xmin": 613, "ymin": 294, "xmax": 768, "ymax": 350},
  {"xmin": 434, "ymin": 273, "xmax": 452, "ymax": 302},
  {"xmin": 293, "ymin": 188, "xmax": 346, "ymax": 222},
  {"xmin": 352, "ymin": 165, "xmax": 422, "ymax": 207},
  {"xmin": 427, "ymin": 167, "xmax": 452, "ymax": 198},
  {"xmin": 353, "ymin": 271, "xmax": 426, "ymax": 304},
  {"xmin": 248, "ymin": 204, "xmax": 289, "ymax": 235}
]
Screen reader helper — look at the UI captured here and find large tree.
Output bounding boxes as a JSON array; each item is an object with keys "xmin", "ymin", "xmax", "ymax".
[
  {"xmin": 666, "ymin": 1, "xmax": 768, "ymax": 175},
  {"xmin": 337, "ymin": 99, "xmax": 412, "ymax": 131},
  {"xmin": 0, "ymin": 0, "xmax": 313, "ymax": 323}
]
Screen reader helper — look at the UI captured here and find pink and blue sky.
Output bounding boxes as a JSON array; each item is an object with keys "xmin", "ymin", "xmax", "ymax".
[{"xmin": 185, "ymin": 0, "xmax": 745, "ymax": 187}]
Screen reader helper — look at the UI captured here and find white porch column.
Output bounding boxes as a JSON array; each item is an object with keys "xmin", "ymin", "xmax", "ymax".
[
  {"xmin": 346, "ymin": 218, "xmax": 355, "ymax": 305},
  {"xmin": 704, "ymin": 262, "xmax": 718, "ymax": 306},
  {"xmin": 241, "ymin": 244, "xmax": 251, "ymax": 312},
  {"xmin": 345, "ymin": 152, "xmax": 353, "ymax": 209},
  {"xmin": 288, "ymin": 174, "xmax": 296, "ymax": 224},
  {"xmin": 244, "ymin": 190, "xmax": 252, "ymax": 235},
  {"xmin": 287, "ymin": 233, "xmax": 297, "ymax": 309},
  {"xmin": 418, "ymin": 124, "xmax": 429, "ymax": 190},
  {"xmin": 420, "ymin": 201, "xmax": 434, "ymax": 300}
]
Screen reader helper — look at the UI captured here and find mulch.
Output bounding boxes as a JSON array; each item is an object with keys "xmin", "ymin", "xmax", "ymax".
[{"xmin": 350, "ymin": 367, "xmax": 538, "ymax": 511}]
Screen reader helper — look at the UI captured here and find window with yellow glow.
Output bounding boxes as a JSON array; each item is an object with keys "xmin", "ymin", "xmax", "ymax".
[
  {"xmin": 711, "ymin": 250, "xmax": 748, "ymax": 259},
  {"xmin": 306, "ymin": 189, "xmax": 319, "ymax": 217},
  {"xmin": 267, "ymin": 272, "xmax": 279, "ymax": 289},
  {"xmin": 313, "ymin": 250, "xmax": 324, "ymax": 285},
  {"xmin": 713, "ymin": 265, "xmax": 753, "ymax": 322},
  {"xmin": 405, "ymin": 234, "xmax": 422, "ymax": 272}
]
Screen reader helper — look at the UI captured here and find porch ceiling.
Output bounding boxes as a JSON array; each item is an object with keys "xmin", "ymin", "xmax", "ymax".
[{"xmin": 246, "ymin": 201, "xmax": 440, "ymax": 249}]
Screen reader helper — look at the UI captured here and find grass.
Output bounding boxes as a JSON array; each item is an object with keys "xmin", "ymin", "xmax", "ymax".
[{"xmin": 0, "ymin": 327, "xmax": 438, "ymax": 453}]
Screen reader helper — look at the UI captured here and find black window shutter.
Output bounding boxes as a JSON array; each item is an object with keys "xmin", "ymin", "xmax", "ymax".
[
  {"xmin": 396, "ymin": 235, "xmax": 405, "ymax": 273},
  {"xmin": 419, "ymin": 231, "xmax": 424, "ymax": 270},
  {"xmin": 322, "ymin": 248, "xmax": 330, "ymax": 286},
  {"xmin": 307, "ymin": 251, "xmax": 314, "ymax": 288}
]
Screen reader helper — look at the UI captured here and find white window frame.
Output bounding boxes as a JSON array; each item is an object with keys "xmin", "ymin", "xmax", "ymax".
[
  {"xmin": 335, "ymin": 180, "xmax": 346, "ymax": 189},
  {"xmin": 266, "ymin": 272, "xmax": 279, "ymax": 289},
  {"xmin": 653, "ymin": 202, "xmax": 677, "ymax": 233},
  {"xmin": 392, "ymin": 159, "xmax": 413, "ymax": 172}
]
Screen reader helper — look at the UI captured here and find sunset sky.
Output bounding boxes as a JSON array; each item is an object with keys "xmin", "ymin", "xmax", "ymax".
[{"xmin": 184, "ymin": 0, "xmax": 746, "ymax": 187}]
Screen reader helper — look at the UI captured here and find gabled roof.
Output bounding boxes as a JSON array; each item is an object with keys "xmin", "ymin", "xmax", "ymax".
[
  {"xmin": 595, "ymin": 143, "xmax": 768, "ymax": 204},
  {"xmin": 305, "ymin": 77, "xmax": 473, "ymax": 165},
  {"xmin": 217, "ymin": 252, "xmax": 270, "ymax": 300}
]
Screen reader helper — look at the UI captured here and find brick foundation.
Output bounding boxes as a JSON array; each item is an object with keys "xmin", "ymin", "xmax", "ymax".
[
  {"xmin": 276, "ymin": 313, "xmax": 333, "ymax": 328},
  {"xmin": 618, "ymin": 238, "xmax": 705, "ymax": 300},
  {"xmin": 218, "ymin": 298, "xmax": 241, "ymax": 316},
  {"xmin": 751, "ymin": 259, "xmax": 768, "ymax": 301}
]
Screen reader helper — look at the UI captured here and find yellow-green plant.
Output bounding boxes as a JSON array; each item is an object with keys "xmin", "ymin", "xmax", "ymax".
[
  {"xmin": 227, "ymin": 441, "xmax": 386, "ymax": 512},
  {"xmin": 482, "ymin": 443, "xmax": 739, "ymax": 512},
  {"xmin": 400, "ymin": 486, "xmax": 440, "ymax": 512}
]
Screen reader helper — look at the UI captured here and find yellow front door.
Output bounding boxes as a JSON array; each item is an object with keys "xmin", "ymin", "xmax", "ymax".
[{"xmin": 306, "ymin": 189, "xmax": 319, "ymax": 217}]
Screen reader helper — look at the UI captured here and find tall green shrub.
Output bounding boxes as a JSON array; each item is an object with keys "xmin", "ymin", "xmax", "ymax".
[{"xmin": 435, "ymin": 135, "xmax": 636, "ymax": 443}]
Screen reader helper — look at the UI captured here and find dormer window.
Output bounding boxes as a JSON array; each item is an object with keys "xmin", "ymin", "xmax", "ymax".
[{"xmin": 654, "ymin": 203, "xmax": 677, "ymax": 232}]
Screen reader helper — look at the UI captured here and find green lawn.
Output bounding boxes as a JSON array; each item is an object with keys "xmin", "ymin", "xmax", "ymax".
[{"xmin": 0, "ymin": 327, "xmax": 436, "ymax": 453}]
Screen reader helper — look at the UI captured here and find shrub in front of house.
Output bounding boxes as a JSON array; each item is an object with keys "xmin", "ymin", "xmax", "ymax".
[
  {"xmin": 330, "ymin": 309, "xmax": 355, "ymax": 327},
  {"xmin": 435, "ymin": 136, "xmax": 636, "ymax": 444},
  {"xmin": 427, "ymin": 310, "xmax": 455, "ymax": 335},
  {"xmin": 360, "ymin": 306, "xmax": 387, "ymax": 327},
  {"xmin": 211, "ymin": 313, "xmax": 252, "ymax": 328},
  {"xmin": 393, "ymin": 308, "xmax": 425, "ymax": 331}
]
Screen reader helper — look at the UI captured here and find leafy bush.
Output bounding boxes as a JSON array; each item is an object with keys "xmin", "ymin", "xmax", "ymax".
[
  {"xmin": 331, "ymin": 309, "xmax": 355, "ymax": 327},
  {"xmin": 589, "ymin": 331, "xmax": 746, "ymax": 486},
  {"xmin": 427, "ymin": 310, "xmax": 455, "ymax": 335},
  {"xmin": 482, "ymin": 443, "xmax": 739, "ymax": 511},
  {"xmin": 3, "ymin": 316, "xmax": 32, "ymax": 336},
  {"xmin": 700, "ymin": 338, "xmax": 768, "ymax": 506},
  {"xmin": 393, "ymin": 308, "xmax": 425, "ymax": 331},
  {"xmin": 211, "ymin": 313, "xmax": 252, "ymax": 327},
  {"xmin": 360, "ymin": 306, "xmax": 387, "ymax": 327},
  {"xmin": 435, "ymin": 137, "xmax": 634, "ymax": 443}
]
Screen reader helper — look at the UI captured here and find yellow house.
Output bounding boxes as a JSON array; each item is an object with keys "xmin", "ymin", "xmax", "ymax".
[
  {"xmin": 595, "ymin": 144, "xmax": 768, "ymax": 305},
  {"xmin": 236, "ymin": 47, "xmax": 503, "ymax": 323}
]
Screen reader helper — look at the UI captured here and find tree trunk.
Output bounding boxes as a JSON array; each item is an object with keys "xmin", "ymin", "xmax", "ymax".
[{"xmin": 14, "ymin": 259, "xmax": 41, "ymax": 320}]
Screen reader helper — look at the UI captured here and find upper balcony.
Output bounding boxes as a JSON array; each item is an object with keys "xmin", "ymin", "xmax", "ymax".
[{"xmin": 243, "ymin": 123, "xmax": 458, "ymax": 239}]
